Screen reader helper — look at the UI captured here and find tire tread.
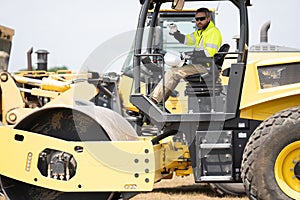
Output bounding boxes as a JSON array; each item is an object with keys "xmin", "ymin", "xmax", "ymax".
[{"xmin": 241, "ymin": 106, "xmax": 300, "ymax": 200}]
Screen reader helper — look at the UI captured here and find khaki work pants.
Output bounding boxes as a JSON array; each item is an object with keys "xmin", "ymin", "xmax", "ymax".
[{"xmin": 151, "ymin": 64, "xmax": 208, "ymax": 103}]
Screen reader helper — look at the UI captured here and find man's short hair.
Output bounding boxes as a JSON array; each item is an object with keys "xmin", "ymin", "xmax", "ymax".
[{"xmin": 196, "ymin": 7, "xmax": 210, "ymax": 16}]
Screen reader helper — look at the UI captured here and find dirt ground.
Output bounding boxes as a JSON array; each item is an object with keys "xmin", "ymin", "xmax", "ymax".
[
  {"xmin": 132, "ymin": 175, "xmax": 249, "ymax": 200},
  {"xmin": 0, "ymin": 176, "xmax": 249, "ymax": 200}
]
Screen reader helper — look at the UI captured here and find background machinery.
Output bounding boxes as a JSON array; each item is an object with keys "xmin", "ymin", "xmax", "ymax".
[{"xmin": 0, "ymin": 0, "xmax": 300, "ymax": 200}]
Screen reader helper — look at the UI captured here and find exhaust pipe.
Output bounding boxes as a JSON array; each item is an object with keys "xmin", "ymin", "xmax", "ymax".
[
  {"xmin": 27, "ymin": 47, "xmax": 33, "ymax": 71},
  {"xmin": 260, "ymin": 20, "xmax": 271, "ymax": 43},
  {"xmin": 35, "ymin": 49, "xmax": 49, "ymax": 71}
]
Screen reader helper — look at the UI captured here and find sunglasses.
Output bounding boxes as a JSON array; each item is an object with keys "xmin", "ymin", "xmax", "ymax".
[{"xmin": 195, "ymin": 16, "xmax": 206, "ymax": 22}]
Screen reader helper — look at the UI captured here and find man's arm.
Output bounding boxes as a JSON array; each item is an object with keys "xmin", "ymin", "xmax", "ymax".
[
  {"xmin": 173, "ymin": 31, "xmax": 185, "ymax": 44},
  {"xmin": 168, "ymin": 23, "xmax": 185, "ymax": 44}
]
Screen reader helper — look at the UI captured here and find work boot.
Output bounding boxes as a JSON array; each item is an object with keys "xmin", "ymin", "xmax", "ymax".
[
  {"xmin": 150, "ymin": 97, "xmax": 170, "ymax": 113},
  {"xmin": 157, "ymin": 103, "xmax": 171, "ymax": 113}
]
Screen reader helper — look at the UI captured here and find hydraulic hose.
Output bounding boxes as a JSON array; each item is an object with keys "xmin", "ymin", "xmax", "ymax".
[{"xmin": 151, "ymin": 129, "xmax": 178, "ymax": 145}]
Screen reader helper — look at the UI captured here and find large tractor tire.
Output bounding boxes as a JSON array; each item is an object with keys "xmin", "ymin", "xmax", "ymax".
[
  {"xmin": 241, "ymin": 107, "xmax": 300, "ymax": 200},
  {"xmin": 208, "ymin": 183, "xmax": 245, "ymax": 197},
  {"xmin": 1, "ymin": 102, "xmax": 138, "ymax": 200}
]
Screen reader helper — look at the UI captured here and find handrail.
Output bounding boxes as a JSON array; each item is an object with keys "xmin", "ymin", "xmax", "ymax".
[{"xmin": 135, "ymin": 53, "xmax": 166, "ymax": 111}]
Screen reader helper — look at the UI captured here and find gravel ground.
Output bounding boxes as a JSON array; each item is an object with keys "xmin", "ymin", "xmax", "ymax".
[
  {"xmin": 0, "ymin": 176, "xmax": 249, "ymax": 200},
  {"xmin": 132, "ymin": 175, "xmax": 249, "ymax": 200}
]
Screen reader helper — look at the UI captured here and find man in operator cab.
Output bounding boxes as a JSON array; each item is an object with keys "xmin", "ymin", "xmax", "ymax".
[{"xmin": 150, "ymin": 7, "xmax": 222, "ymax": 104}]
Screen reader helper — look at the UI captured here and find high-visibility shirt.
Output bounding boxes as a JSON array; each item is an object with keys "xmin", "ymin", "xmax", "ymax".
[{"xmin": 184, "ymin": 21, "xmax": 222, "ymax": 57}]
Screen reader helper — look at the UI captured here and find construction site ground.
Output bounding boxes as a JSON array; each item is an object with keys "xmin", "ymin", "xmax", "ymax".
[{"xmin": 132, "ymin": 175, "xmax": 248, "ymax": 200}]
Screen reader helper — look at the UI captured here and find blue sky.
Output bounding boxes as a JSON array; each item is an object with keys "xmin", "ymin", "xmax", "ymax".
[{"xmin": 1, "ymin": 0, "xmax": 300, "ymax": 72}]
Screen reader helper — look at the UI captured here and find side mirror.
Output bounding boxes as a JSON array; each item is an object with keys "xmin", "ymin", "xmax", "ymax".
[{"xmin": 172, "ymin": 0, "xmax": 184, "ymax": 10}]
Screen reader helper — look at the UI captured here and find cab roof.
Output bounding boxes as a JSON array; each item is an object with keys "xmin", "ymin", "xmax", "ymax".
[{"xmin": 149, "ymin": 0, "xmax": 251, "ymax": 8}]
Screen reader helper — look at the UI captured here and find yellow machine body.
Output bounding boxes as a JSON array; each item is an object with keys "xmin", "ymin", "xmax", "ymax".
[
  {"xmin": 0, "ymin": 71, "xmax": 97, "ymax": 126},
  {"xmin": 0, "ymin": 127, "xmax": 156, "ymax": 192},
  {"xmin": 0, "ymin": 69, "xmax": 192, "ymax": 195},
  {"xmin": 1, "ymin": 1, "xmax": 300, "ymax": 199},
  {"xmin": 0, "ymin": 125, "xmax": 190, "ymax": 192},
  {"xmin": 239, "ymin": 52, "xmax": 300, "ymax": 121}
]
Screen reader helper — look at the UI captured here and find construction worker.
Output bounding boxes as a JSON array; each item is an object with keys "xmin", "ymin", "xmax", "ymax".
[{"xmin": 150, "ymin": 7, "xmax": 222, "ymax": 104}]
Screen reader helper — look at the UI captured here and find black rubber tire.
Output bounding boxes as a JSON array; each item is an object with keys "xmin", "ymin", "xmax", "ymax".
[
  {"xmin": 241, "ymin": 106, "xmax": 300, "ymax": 200},
  {"xmin": 208, "ymin": 183, "xmax": 245, "ymax": 197},
  {"xmin": 1, "ymin": 108, "xmax": 120, "ymax": 200}
]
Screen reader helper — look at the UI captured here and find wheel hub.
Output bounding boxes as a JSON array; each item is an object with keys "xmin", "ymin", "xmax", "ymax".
[
  {"xmin": 294, "ymin": 161, "xmax": 300, "ymax": 180},
  {"xmin": 274, "ymin": 141, "xmax": 300, "ymax": 199}
]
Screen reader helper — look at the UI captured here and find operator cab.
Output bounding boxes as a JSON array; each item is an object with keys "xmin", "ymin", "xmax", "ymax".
[
  {"xmin": 129, "ymin": 0, "xmax": 250, "ymax": 182},
  {"xmin": 117, "ymin": 0, "xmax": 255, "ymax": 187},
  {"xmin": 126, "ymin": 1, "xmax": 245, "ymax": 116},
  {"xmin": 128, "ymin": 0, "xmax": 250, "ymax": 120},
  {"xmin": 149, "ymin": 8, "xmax": 230, "ymax": 113}
]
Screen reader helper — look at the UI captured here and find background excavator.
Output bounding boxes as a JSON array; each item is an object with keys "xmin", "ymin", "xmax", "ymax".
[{"xmin": 0, "ymin": 0, "xmax": 300, "ymax": 199}]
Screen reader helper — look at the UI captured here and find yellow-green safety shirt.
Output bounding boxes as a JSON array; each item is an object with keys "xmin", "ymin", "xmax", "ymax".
[{"xmin": 184, "ymin": 21, "xmax": 222, "ymax": 57}]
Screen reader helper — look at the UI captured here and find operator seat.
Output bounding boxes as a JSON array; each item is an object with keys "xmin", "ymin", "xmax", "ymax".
[{"xmin": 185, "ymin": 44, "xmax": 230, "ymax": 97}]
